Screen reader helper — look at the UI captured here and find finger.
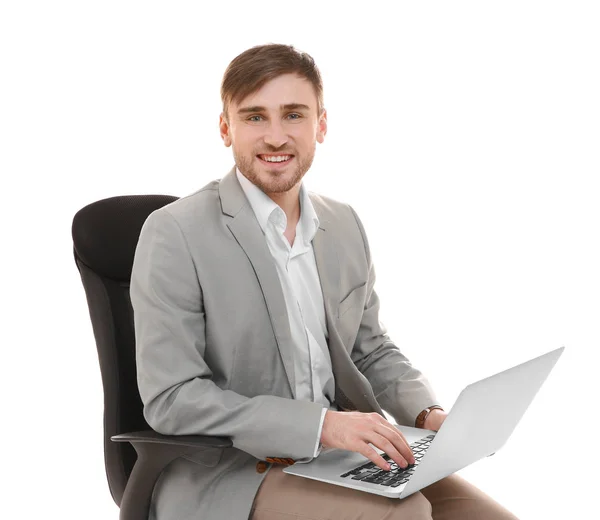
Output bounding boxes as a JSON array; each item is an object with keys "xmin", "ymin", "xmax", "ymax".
[
  {"xmin": 367, "ymin": 432, "xmax": 409, "ymax": 469},
  {"xmin": 380, "ymin": 422, "xmax": 413, "ymax": 460},
  {"xmin": 375, "ymin": 423, "xmax": 415, "ymax": 464},
  {"xmin": 369, "ymin": 429, "xmax": 414, "ymax": 468},
  {"xmin": 369, "ymin": 414, "xmax": 413, "ymax": 458},
  {"xmin": 359, "ymin": 443, "xmax": 393, "ymax": 472},
  {"xmin": 366, "ymin": 415, "xmax": 415, "ymax": 466}
]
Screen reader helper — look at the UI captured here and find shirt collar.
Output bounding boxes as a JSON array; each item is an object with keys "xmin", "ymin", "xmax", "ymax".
[{"xmin": 236, "ymin": 167, "xmax": 320, "ymax": 246}]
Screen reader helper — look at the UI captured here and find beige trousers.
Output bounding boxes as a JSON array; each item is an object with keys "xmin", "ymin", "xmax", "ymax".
[{"xmin": 250, "ymin": 465, "xmax": 519, "ymax": 520}]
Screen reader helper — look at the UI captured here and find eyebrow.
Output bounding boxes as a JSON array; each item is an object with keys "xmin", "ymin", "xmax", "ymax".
[{"xmin": 237, "ymin": 103, "xmax": 311, "ymax": 115}]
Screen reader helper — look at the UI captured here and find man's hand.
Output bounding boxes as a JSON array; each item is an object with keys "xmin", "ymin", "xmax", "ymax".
[
  {"xmin": 320, "ymin": 410, "xmax": 415, "ymax": 472},
  {"xmin": 423, "ymin": 409, "xmax": 448, "ymax": 431}
]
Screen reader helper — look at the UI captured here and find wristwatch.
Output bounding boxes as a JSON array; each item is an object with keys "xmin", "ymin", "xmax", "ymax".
[{"xmin": 415, "ymin": 405, "xmax": 444, "ymax": 429}]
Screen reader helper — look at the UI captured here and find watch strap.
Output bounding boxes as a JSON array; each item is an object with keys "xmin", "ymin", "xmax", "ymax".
[{"xmin": 415, "ymin": 405, "xmax": 444, "ymax": 429}]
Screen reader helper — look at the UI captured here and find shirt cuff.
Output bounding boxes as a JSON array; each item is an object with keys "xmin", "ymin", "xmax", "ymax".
[
  {"xmin": 294, "ymin": 406, "xmax": 328, "ymax": 463},
  {"xmin": 313, "ymin": 406, "xmax": 328, "ymax": 457}
]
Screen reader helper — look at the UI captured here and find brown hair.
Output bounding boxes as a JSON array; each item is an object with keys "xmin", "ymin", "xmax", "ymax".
[{"xmin": 220, "ymin": 43, "xmax": 324, "ymax": 122}]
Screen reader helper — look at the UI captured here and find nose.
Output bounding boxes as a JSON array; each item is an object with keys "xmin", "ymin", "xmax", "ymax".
[{"xmin": 263, "ymin": 119, "xmax": 288, "ymax": 149}]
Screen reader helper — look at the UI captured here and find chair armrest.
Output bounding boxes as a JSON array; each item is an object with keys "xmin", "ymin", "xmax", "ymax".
[
  {"xmin": 111, "ymin": 429, "xmax": 232, "ymax": 448},
  {"xmin": 111, "ymin": 430, "xmax": 232, "ymax": 520}
]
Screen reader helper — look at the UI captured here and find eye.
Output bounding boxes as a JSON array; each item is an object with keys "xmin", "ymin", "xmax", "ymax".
[
  {"xmin": 287, "ymin": 113, "xmax": 301, "ymax": 120},
  {"xmin": 247, "ymin": 115, "xmax": 263, "ymax": 122}
]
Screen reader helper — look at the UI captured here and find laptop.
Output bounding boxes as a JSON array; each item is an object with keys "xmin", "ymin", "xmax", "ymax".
[{"xmin": 284, "ymin": 346, "xmax": 564, "ymax": 499}]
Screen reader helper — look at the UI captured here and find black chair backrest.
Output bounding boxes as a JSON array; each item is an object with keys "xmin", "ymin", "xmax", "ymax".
[{"xmin": 72, "ymin": 194, "xmax": 178, "ymax": 506}]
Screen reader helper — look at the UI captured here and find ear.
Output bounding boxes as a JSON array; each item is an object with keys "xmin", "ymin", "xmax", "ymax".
[
  {"xmin": 219, "ymin": 112, "xmax": 232, "ymax": 147},
  {"xmin": 316, "ymin": 109, "xmax": 327, "ymax": 144}
]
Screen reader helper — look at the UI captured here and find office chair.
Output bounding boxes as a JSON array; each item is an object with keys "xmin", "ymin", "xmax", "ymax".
[{"xmin": 72, "ymin": 194, "xmax": 233, "ymax": 520}]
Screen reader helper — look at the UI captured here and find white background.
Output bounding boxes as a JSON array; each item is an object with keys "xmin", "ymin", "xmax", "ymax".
[{"xmin": 2, "ymin": 1, "xmax": 599, "ymax": 519}]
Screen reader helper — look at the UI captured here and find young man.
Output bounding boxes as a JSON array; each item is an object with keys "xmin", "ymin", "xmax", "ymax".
[{"xmin": 131, "ymin": 44, "xmax": 518, "ymax": 520}]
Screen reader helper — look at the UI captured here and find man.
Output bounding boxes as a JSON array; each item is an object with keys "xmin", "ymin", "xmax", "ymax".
[{"xmin": 131, "ymin": 43, "xmax": 518, "ymax": 520}]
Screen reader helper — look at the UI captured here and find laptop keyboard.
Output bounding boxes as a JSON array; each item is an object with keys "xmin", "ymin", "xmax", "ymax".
[{"xmin": 340, "ymin": 434, "xmax": 435, "ymax": 488}]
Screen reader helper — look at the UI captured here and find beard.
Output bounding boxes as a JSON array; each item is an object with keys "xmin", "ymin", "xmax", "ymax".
[{"xmin": 233, "ymin": 142, "xmax": 316, "ymax": 195}]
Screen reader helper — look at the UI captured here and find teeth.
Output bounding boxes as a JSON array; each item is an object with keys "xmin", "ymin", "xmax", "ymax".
[{"xmin": 261, "ymin": 155, "xmax": 291, "ymax": 163}]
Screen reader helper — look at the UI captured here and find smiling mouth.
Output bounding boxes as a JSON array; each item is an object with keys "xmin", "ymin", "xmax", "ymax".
[{"xmin": 257, "ymin": 154, "xmax": 294, "ymax": 166}]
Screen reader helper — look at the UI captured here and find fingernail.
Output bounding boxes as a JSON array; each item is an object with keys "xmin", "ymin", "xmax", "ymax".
[{"xmin": 385, "ymin": 463, "xmax": 391, "ymax": 470}]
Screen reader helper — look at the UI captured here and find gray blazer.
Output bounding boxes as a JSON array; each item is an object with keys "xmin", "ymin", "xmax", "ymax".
[{"xmin": 130, "ymin": 166, "xmax": 438, "ymax": 520}]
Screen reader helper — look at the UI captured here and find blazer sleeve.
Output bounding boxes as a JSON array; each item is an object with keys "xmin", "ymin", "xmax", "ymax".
[
  {"xmin": 347, "ymin": 205, "xmax": 442, "ymax": 427},
  {"xmin": 130, "ymin": 208, "xmax": 324, "ymax": 461}
]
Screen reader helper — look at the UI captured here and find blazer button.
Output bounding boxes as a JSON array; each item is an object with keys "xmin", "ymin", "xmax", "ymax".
[{"xmin": 256, "ymin": 461, "xmax": 268, "ymax": 473}]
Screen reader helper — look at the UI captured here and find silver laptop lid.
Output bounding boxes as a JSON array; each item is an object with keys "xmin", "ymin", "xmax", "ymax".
[{"xmin": 401, "ymin": 346, "xmax": 565, "ymax": 498}]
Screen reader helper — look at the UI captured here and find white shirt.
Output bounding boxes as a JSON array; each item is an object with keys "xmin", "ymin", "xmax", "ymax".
[{"xmin": 236, "ymin": 168, "xmax": 338, "ymax": 460}]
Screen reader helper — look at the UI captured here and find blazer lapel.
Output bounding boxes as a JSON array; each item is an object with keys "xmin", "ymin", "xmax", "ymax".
[
  {"xmin": 219, "ymin": 167, "xmax": 297, "ymax": 398},
  {"xmin": 311, "ymin": 196, "xmax": 383, "ymax": 414}
]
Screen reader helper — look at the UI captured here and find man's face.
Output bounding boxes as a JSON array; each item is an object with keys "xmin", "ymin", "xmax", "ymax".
[{"xmin": 219, "ymin": 73, "xmax": 327, "ymax": 195}]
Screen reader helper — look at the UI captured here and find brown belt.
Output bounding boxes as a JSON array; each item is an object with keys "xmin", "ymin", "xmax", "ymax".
[{"xmin": 264, "ymin": 457, "xmax": 296, "ymax": 465}]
